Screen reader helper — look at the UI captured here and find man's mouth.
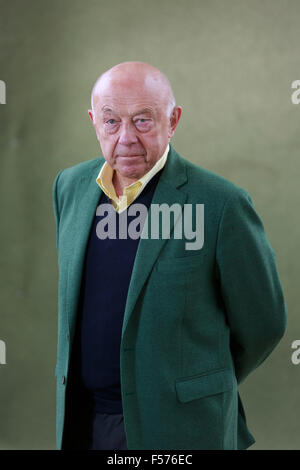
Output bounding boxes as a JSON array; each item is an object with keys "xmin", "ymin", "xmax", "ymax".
[{"xmin": 117, "ymin": 154, "xmax": 145, "ymax": 159}]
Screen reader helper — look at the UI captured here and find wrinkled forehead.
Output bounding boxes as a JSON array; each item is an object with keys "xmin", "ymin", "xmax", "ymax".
[{"xmin": 92, "ymin": 72, "xmax": 170, "ymax": 114}]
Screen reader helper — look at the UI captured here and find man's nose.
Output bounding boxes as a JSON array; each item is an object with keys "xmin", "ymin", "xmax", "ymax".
[{"xmin": 118, "ymin": 122, "xmax": 139, "ymax": 145}]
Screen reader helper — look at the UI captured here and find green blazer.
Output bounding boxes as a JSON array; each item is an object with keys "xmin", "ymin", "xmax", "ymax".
[{"xmin": 52, "ymin": 144, "xmax": 287, "ymax": 450}]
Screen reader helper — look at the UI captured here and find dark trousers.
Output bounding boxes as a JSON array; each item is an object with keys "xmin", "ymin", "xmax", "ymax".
[{"xmin": 88, "ymin": 412, "xmax": 128, "ymax": 450}]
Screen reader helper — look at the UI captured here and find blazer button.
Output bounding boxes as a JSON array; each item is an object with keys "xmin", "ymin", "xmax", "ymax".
[{"xmin": 61, "ymin": 375, "xmax": 65, "ymax": 385}]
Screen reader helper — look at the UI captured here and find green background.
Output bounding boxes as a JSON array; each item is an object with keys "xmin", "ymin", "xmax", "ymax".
[{"xmin": 0, "ymin": 0, "xmax": 299, "ymax": 449}]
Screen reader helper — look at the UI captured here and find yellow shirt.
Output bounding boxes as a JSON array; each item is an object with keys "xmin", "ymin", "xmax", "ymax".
[{"xmin": 96, "ymin": 144, "xmax": 169, "ymax": 213}]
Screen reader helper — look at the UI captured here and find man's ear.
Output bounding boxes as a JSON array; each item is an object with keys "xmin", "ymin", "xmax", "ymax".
[
  {"xmin": 168, "ymin": 106, "xmax": 182, "ymax": 138},
  {"xmin": 88, "ymin": 109, "xmax": 94, "ymax": 123}
]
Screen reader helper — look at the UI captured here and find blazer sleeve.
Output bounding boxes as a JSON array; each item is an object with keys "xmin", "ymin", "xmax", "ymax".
[
  {"xmin": 216, "ymin": 188, "xmax": 288, "ymax": 385},
  {"xmin": 52, "ymin": 170, "xmax": 64, "ymax": 252}
]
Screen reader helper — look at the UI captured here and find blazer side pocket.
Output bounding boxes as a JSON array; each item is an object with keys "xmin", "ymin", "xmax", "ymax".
[{"xmin": 175, "ymin": 367, "xmax": 234, "ymax": 403}]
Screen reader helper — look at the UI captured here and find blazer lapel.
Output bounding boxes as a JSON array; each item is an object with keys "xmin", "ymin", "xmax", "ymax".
[{"xmin": 121, "ymin": 145, "xmax": 188, "ymax": 339}]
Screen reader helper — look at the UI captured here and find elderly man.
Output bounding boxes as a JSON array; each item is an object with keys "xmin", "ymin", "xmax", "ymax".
[{"xmin": 52, "ymin": 61, "xmax": 287, "ymax": 450}]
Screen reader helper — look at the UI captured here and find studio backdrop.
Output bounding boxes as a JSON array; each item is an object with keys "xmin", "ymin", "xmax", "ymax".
[{"xmin": 0, "ymin": 0, "xmax": 299, "ymax": 450}]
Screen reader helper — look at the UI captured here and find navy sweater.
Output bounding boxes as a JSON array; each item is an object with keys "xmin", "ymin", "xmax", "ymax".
[{"xmin": 71, "ymin": 168, "xmax": 162, "ymax": 414}]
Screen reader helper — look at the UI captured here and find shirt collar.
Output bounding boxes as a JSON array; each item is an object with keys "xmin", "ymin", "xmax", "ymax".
[{"xmin": 96, "ymin": 143, "xmax": 169, "ymax": 213}]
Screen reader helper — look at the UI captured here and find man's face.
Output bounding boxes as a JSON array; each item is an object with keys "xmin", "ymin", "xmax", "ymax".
[{"xmin": 89, "ymin": 73, "xmax": 181, "ymax": 181}]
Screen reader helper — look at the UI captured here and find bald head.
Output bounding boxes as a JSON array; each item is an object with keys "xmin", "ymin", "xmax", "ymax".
[
  {"xmin": 90, "ymin": 61, "xmax": 176, "ymax": 118},
  {"xmin": 88, "ymin": 61, "xmax": 182, "ymax": 185}
]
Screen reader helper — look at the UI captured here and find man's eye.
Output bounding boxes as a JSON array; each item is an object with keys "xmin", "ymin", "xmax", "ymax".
[
  {"xmin": 135, "ymin": 118, "xmax": 150, "ymax": 125},
  {"xmin": 107, "ymin": 119, "xmax": 116, "ymax": 125}
]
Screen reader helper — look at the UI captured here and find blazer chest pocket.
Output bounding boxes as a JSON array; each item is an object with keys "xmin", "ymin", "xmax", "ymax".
[
  {"xmin": 156, "ymin": 253, "xmax": 204, "ymax": 274},
  {"xmin": 175, "ymin": 368, "xmax": 234, "ymax": 403}
]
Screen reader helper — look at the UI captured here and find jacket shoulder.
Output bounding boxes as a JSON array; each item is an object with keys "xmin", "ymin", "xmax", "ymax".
[
  {"xmin": 53, "ymin": 156, "xmax": 105, "ymax": 214},
  {"xmin": 56, "ymin": 155, "xmax": 104, "ymax": 185},
  {"xmin": 176, "ymin": 150, "xmax": 250, "ymax": 202}
]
